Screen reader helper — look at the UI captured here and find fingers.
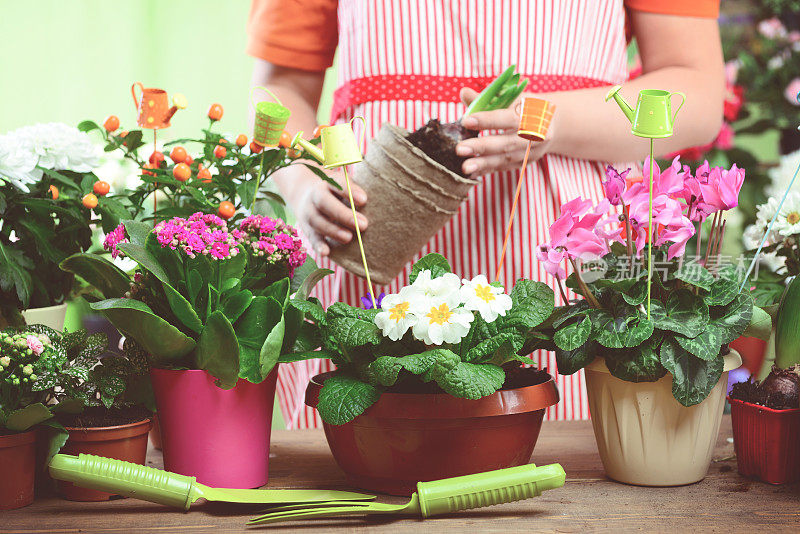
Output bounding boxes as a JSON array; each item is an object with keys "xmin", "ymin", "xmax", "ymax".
[
  {"xmin": 461, "ymin": 108, "xmax": 519, "ymax": 132},
  {"xmin": 314, "ymin": 188, "xmax": 368, "ymax": 231},
  {"xmin": 308, "ymin": 210, "xmax": 353, "ymax": 244},
  {"xmin": 456, "ymin": 133, "xmax": 528, "ymax": 158},
  {"xmin": 462, "ymin": 149, "xmax": 530, "ymax": 177},
  {"xmin": 301, "ymin": 225, "xmax": 330, "ymax": 257},
  {"xmin": 328, "ymin": 172, "xmax": 367, "ymax": 207},
  {"xmin": 460, "ymin": 87, "xmax": 479, "ymax": 107}
]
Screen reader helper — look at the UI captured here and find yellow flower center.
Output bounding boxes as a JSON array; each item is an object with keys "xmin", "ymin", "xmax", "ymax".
[
  {"xmin": 426, "ymin": 303, "xmax": 453, "ymax": 325},
  {"xmin": 475, "ymin": 284, "xmax": 496, "ymax": 303},
  {"xmin": 389, "ymin": 302, "xmax": 410, "ymax": 322},
  {"xmin": 787, "ymin": 212, "xmax": 800, "ymax": 225}
]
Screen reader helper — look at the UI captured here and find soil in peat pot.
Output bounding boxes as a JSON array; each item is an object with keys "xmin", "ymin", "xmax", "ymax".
[
  {"xmin": 57, "ymin": 405, "xmax": 152, "ymax": 428},
  {"xmin": 406, "ymin": 119, "xmax": 478, "ymax": 177},
  {"xmin": 730, "ymin": 364, "xmax": 800, "ymax": 409},
  {"xmin": 386, "ymin": 366, "xmax": 551, "ymax": 395}
]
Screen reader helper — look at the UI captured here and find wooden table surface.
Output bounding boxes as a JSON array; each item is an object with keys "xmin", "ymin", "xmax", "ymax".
[{"xmin": 3, "ymin": 416, "xmax": 799, "ymax": 533}]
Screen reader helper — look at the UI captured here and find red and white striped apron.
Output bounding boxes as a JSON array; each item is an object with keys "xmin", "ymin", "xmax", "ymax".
[{"xmin": 278, "ymin": 0, "xmax": 633, "ymax": 429}]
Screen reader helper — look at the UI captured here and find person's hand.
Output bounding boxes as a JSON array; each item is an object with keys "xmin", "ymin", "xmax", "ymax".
[
  {"xmin": 280, "ymin": 166, "xmax": 367, "ymax": 257},
  {"xmin": 455, "ymin": 88, "xmax": 552, "ymax": 177}
]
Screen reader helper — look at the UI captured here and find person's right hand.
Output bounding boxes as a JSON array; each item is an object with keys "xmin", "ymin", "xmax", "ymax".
[{"xmin": 281, "ymin": 166, "xmax": 368, "ymax": 257}]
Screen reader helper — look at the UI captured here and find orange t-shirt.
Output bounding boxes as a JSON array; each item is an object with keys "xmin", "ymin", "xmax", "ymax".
[{"xmin": 246, "ymin": 0, "xmax": 720, "ymax": 72}]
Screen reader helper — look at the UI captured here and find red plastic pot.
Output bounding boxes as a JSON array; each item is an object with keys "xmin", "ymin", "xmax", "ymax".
[
  {"xmin": 57, "ymin": 419, "xmax": 151, "ymax": 501},
  {"xmin": 150, "ymin": 368, "xmax": 278, "ymax": 489},
  {"xmin": 729, "ymin": 397, "xmax": 800, "ymax": 484},
  {"xmin": 730, "ymin": 336, "xmax": 768, "ymax": 376},
  {"xmin": 0, "ymin": 430, "xmax": 37, "ymax": 510},
  {"xmin": 306, "ymin": 371, "xmax": 560, "ymax": 495}
]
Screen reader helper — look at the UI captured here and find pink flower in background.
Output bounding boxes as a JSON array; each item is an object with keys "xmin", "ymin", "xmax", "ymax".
[
  {"xmin": 536, "ymin": 245, "xmax": 568, "ymax": 279},
  {"xmin": 714, "ymin": 122, "xmax": 734, "ymax": 150},
  {"xmin": 785, "ymin": 78, "xmax": 800, "ymax": 106},
  {"xmin": 103, "ymin": 224, "xmax": 129, "ymax": 259},
  {"xmin": 236, "ymin": 214, "xmax": 307, "ymax": 275},
  {"xmin": 603, "ymin": 166, "xmax": 630, "ymax": 205},
  {"xmin": 699, "ymin": 164, "xmax": 745, "ymax": 211},
  {"xmin": 758, "ymin": 17, "xmax": 787, "ymax": 40},
  {"xmin": 26, "ymin": 335, "xmax": 44, "ymax": 356}
]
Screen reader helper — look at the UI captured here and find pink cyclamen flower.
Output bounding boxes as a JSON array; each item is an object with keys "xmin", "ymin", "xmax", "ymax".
[
  {"xmin": 785, "ymin": 78, "xmax": 800, "ymax": 106},
  {"xmin": 602, "ymin": 166, "xmax": 630, "ymax": 206},
  {"xmin": 714, "ymin": 122, "xmax": 734, "ymax": 150},
  {"xmin": 699, "ymin": 164, "xmax": 745, "ymax": 212},
  {"xmin": 102, "ymin": 224, "xmax": 129, "ymax": 259},
  {"xmin": 536, "ymin": 245, "xmax": 568, "ymax": 279},
  {"xmin": 26, "ymin": 335, "xmax": 44, "ymax": 356}
]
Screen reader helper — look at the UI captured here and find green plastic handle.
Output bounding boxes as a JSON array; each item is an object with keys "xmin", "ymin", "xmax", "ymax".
[
  {"xmin": 49, "ymin": 454, "xmax": 198, "ymax": 510},
  {"xmin": 415, "ymin": 463, "xmax": 566, "ymax": 517}
]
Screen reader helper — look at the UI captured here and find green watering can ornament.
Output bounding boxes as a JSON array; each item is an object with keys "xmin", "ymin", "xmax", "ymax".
[{"xmin": 605, "ymin": 85, "xmax": 685, "ymax": 139}]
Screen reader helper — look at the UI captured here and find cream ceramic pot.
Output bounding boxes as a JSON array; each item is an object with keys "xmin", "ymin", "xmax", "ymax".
[
  {"xmin": 21, "ymin": 303, "xmax": 69, "ymax": 331},
  {"xmin": 585, "ymin": 349, "xmax": 741, "ymax": 486}
]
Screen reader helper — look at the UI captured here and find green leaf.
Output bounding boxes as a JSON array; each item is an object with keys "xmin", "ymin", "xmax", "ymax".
[
  {"xmin": 195, "ymin": 311, "xmax": 240, "ymax": 389},
  {"xmin": 123, "ymin": 220, "xmax": 152, "ymax": 247},
  {"xmin": 302, "ymin": 163, "xmax": 343, "ymax": 190},
  {"xmin": 18, "ymin": 219, "xmax": 63, "ymax": 263},
  {"xmin": 294, "ymin": 267, "xmax": 333, "ymax": 300},
  {"xmin": 329, "ymin": 316, "xmax": 382, "ymax": 347},
  {"xmin": 60, "ymin": 253, "xmax": 131, "ymax": 299},
  {"xmin": 263, "ymin": 278, "xmax": 290, "ymax": 306},
  {"xmin": 676, "ymin": 329, "xmax": 725, "ymax": 361},
  {"xmin": 0, "ymin": 241, "xmax": 33, "ymax": 308},
  {"xmin": 554, "ymin": 316, "xmax": 592, "ymax": 351},
  {"xmin": 592, "ymin": 306, "xmax": 654, "ymax": 349},
  {"xmin": 708, "ymin": 292, "xmax": 754, "ymax": 345},
  {"xmin": 90, "ymin": 298, "xmax": 196, "ymax": 363},
  {"xmin": 279, "ymin": 350, "xmax": 334, "ymax": 363},
  {"xmin": 706, "ymin": 265, "xmax": 743, "ymax": 306},
  {"xmin": 743, "ymin": 305, "xmax": 772, "ymax": 340},
  {"xmin": 5, "ymin": 403, "xmax": 53, "ymax": 432},
  {"xmin": 502, "ymin": 280, "xmax": 555, "ymax": 329},
  {"xmin": 556, "ymin": 341, "xmax": 598, "ymax": 375},
  {"xmin": 660, "ymin": 338, "xmax": 723, "ymax": 406},
  {"xmin": 187, "ymin": 269, "xmax": 203, "ymax": 305},
  {"xmin": 620, "ymin": 279, "xmax": 648, "ymax": 306},
  {"xmin": 365, "ymin": 352, "xmax": 447, "ymax": 386},
  {"xmin": 605, "ymin": 336, "xmax": 666, "ymax": 382},
  {"xmin": 77, "ymin": 120, "xmax": 100, "ymax": 132},
  {"xmin": 218, "ymin": 247, "xmax": 247, "ymax": 283},
  {"xmin": 465, "ymin": 331, "xmax": 524, "ymax": 363},
  {"xmin": 259, "ymin": 311, "xmax": 286, "ymax": 379},
  {"xmin": 674, "ymin": 262, "xmax": 714, "ymax": 291},
  {"xmin": 235, "ymin": 296, "xmax": 282, "ymax": 383},
  {"xmin": 409, "ymin": 253, "xmax": 451, "ymax": 283},
  {"xmin": 289, "ymin": 298, "xmax": 327, "ymax": 325},
  {"xmin": 650, "ymin": 290, "xmax": 709, "ymax": 338},
  {"xmin": 434, "ymin": 362, "xmax": 505, "ymax": 399},
  {"xmin": 317, "ymin": 375, "xmax": 380, "ymax": 425},
  {"xmin": 220, "ymin": 290, "xmax": 253, "ymax": 323}
]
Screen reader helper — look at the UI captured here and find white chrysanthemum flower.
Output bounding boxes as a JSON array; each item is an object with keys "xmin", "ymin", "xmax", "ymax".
[
  {"xmin": 374, "ymin": 286, "xmax": 420, "ymax": 341},
  {"xmin": 778, "ymin": 191, "xmax": 800, "ymax": 237},
  {"xmin": 0, "ymin": 123, "xmax": 100, "ymax": 192},
  {"xmin": 411, "ymin": 290, "xmax": 474, "ymax": 346},
  {"xmin": 459, "ymin": 274, "xmax": 513, "ymax": 323},
  {"xmin": 766, "ymin": 150, "xmax": 800, "ymax": 199}
]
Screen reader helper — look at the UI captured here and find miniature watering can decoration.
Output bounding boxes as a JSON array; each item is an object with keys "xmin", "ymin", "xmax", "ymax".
[
  {"xmin": 131, "ymin": 82, "xmax": 187, "ymax": 129},
  {"xmin": 252, "ymin": 86, "xmax": 291, "ymax": 147},
  {"xmin": 292, "ymin": 119, "xmax": 365, "ymax": 169},
  {"xmin": 605, "ymin": 85, "xmax": 685, "ymax": 139}
]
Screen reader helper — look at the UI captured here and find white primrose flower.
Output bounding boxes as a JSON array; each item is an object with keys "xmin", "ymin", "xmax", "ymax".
[
  {"xmin": 408, "ymin": 270, "xmax": 462, "ymax": 306},
  {"xmin": 374, "ymin": 286, "xmax": 420, "ymax": 341},
  {"xmin": 411, "ymin": 290, "xmax": 474, "ymax": 346},
  {"xmin": 459, "ymin": 274, "xmax": 513, "ymax": 323}
]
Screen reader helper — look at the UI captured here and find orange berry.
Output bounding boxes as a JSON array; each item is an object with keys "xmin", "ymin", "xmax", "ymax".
[
  {"xmin": 169, "ymin": 146, "xmax": 188, "ymax": 163},
  {"xmin": 236, "ymin": 134, "xmax": 247, "ymax": 147},
  {"xmin": 217, "ymin": 201, "xmax": 235, "ymax": 219},
  {"xmin": 197, "ymin": 166, "xmax": 212, "ymax": 183},
  {"xmin": 214, "ymin": 145, "xmax": 227, "ymax": 159},
  {"xmin": 142, "ymin": 162, "xmax": 157, "ymax": 177},
  {"xmin": 173, "ymin": 163, "xmax": 191, "ymax": 182},
  {"xmin": 48, "ymin": 185, "xmax": 59, "ymax": 200},
  {"xmin": 249, "ymin": 141, "xmax": 263, "ymax": 154},
  {"xmin": 287, "ymin": 148, "xmax": 301, "ymax": 159},
  {"xmin": 184, "ymin": 155, "xmax": 194, "ymax": 165},
  {"xmin": 312, "ymin": 124, "xmax": 328, "ymax": 139},
  {"xmin": 82, "ymin": 193, "xmax": 98, "ymax": 209},
  {"xmin": 278, "ymin": 131, "xmax": 292, "ymax": 148},
  {"xmin": 92, "ymin": 181, "xmax": 110, "ymax": 196},
  {"xmin": 208, "ymin": 103, "xmax": 224, "ymax": 121},
  {"xmin": 149, "ymin": 151, "xmax": 165, "ymax": 166},
  {"xmin": 218, "ymin": 138, "xmax": 228, "ymax": 145},
  {"xmin": 103, "ymin": 115, "xmax": 120, "ymax": 132}
]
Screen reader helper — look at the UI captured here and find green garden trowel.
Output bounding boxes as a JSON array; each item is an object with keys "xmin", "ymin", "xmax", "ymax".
[{"xmin": 48, "ymin": 453, "xmax": 375, "ymax": 510}]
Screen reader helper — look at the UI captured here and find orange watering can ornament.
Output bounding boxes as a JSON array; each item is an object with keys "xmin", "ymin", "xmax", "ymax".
[{"xmin": 131, "ymin": 82, "xmax": 187, "ymax": 129}]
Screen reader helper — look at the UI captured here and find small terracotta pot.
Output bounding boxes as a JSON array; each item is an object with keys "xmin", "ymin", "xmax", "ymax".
[
  {"xmin": 0, "ymin": 430, "xmax": 37, "ymax": 510},
  {"xmin": 149, "ymin": 413, "xmax": 163, "ymax": 450},
  {"xmin": 729, "ymin": 397, "xmax": 800, "ymax": 484},
  {"xmin": 306, "ymin": 371, "xmax": 560, "ymax": 495},
  {"xmin": 57, "ymin": 419, "xmax": 151, "ymax": 501}
]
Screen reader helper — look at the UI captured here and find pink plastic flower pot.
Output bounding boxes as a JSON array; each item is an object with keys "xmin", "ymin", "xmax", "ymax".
[
  {"xmin": 729, "ymin": 397, "xmax": 800, "ymax": 485},
  {"xmin": 149, "ymin": 367, "xmax": 278, "ymax": 488}
]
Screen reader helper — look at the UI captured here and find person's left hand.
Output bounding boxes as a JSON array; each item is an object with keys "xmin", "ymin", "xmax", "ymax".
[{"xmin": 456, "ymin": 88, "xmax": 552, "ymax": 177}]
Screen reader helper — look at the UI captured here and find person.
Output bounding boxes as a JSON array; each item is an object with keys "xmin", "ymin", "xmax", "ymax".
[{"xmin": 247, "ymin": 0, "xmax": 725, "ymax": 428}]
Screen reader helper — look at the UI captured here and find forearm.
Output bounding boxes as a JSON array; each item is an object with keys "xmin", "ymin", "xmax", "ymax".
[
  {"xmin": 250, "ymin": 60, "xmax": 324, "ymax": 203},
  {"xmin": 542, "ymin": 66, "xmax": 724, "ymax": 162}
]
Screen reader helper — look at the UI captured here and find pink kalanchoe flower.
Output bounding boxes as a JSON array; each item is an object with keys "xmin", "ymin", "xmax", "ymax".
[
  {"xmin": 235, "ymin": 214, "xmax": 307, "ymax": 276},
  {"xmin": 103, "ymin": 224, "xmax": 129, "ymax": 259},
  {"xmin": 602, "ymin": 166, "xmax": 630, "ymax": 206},
  {"xmin": 153, "ymin": 213, "xmax": 238, "ymax": 260},
  {"xmin": 26, "ymin": 335, "xmax": 44, "ymax": 356}
]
